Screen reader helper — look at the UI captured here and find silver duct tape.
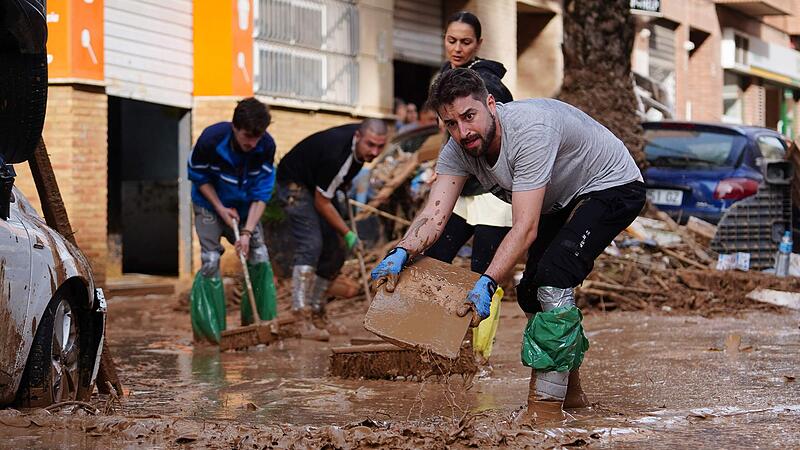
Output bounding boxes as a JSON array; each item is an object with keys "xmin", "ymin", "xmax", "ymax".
[
  {"xmin": 535, "ymin": 370, "xmax": 569, "ymax": 401},
  {"xmin": 292, "ymin": 265, "xmax": 315, "ymax": 310},
  {"xmin": 200, "ymin": 251, "xmax": 222, "ymax": 277},
  {"xmin": 538, "ymin": 286, "xmax": 576, "ymax": 312},
  {"xmin": 309, "ymin": 276, "xmax": 330, "ymax": 313}
]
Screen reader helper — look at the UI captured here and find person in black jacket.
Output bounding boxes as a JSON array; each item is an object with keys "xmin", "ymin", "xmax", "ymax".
[
  {"xmin": 425, "ymin": 11, "xmax": 514, "ymax": 316},
  {"xmin": 276, "ymin": 120, "xmax": 388, "ymax": 338}
]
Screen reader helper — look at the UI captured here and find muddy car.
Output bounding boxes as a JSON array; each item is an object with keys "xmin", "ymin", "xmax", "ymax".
[{"xmin": 0, "ymin": 186, "xmax": 106, "ymax": 407}]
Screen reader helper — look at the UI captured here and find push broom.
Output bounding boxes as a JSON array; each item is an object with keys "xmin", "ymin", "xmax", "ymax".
[{"xmin": 219, "ymin": 219, "xmax": 293, "ymax": 351}]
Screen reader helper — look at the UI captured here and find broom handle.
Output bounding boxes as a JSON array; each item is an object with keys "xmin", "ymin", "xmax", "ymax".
[
  {"xmin": 233, "ymin": 219, "xmax": 261, "ymax": 324},
  {"xmin": 345, "ymin": 199, "xmax": 372, "ymax": 303}
]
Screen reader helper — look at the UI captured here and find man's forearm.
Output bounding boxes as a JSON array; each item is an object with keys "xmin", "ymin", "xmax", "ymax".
[
  {"xmin": 245, "ymin": 201, "xmax": 266, "ymax": 231},
  {"xmin": 396, "ymin": 208, "xmax": 451, "ymax": 257},
  {"xmin": 314, "ymin": 196, "xmax": 350, "ymax": 236},
  {"xmin": 483, "ymin": 225, "xmax": 536, "ymax": 284},
  {"xmin": 197, "ymin": 184, "xmax": 225, "ymax": 212}
]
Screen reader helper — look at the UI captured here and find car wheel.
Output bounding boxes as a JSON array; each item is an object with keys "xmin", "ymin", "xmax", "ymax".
[{"xmin": 16, "ymin": 293, "xmax": 82, "ymax": 407}]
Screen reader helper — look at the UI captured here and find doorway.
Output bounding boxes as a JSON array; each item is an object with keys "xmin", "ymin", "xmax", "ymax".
[{"xmin": 108, "ymin": 97, "xmax": 189, "ymax": 275}]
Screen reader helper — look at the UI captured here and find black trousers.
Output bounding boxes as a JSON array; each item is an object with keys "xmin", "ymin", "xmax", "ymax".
[
  {"xmin": 517, "ymin": 181, "xmax": 646, "ymax": 314},
  {"xmin": 425, "ymin": 212, "xmax": 510, "ymax": 274}
]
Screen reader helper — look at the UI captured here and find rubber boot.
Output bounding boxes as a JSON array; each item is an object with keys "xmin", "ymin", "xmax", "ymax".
[
  {"xmin": 290, "ymin": 266, "xmax": 329, "ymax": 341},
  {"xmin": 292, "ymin": 308, "xmax": 330, "ymax": 342},
  {"xmin": 190, "ymin": 273, "xmax": 226, "ymax": 344},
  {"xmin": 525, "ymin": 369, "xmax": 567, "ymax": 424},
  {"xmin": 240, "ymin": 261, "xmax": 278, "ymax": 326},
  {"xmin": 563, "ymin": 368, "xmax": 590, "ymax": 409},
  {"xmin": 291, "ymin": 265, "xmax": 315, "ymax": 311}
]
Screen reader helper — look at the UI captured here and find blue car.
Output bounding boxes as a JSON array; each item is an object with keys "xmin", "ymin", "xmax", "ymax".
[{"xmin": 643, "ymin": 121, "xmax": 789, "ymax": 224}]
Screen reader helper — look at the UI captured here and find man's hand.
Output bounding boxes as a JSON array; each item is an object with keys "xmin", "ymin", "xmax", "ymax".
[
  {"xmin": 370, "ymin": 247, "xmax": 409, "ymax": 292},
  {"xmin": 344, "ymin": 230, "xmax": 359, "ymax": 251},
  {"xmin": 216, "ymin": 206, "xmax": 240, "ymax": 229},
  {"xmin": 235, "ymin": 231, "xmax": 251, "ymax": 258},
  {"xmin": 457, "ymin": 275, "xmax": 498, "ymax": 327}
]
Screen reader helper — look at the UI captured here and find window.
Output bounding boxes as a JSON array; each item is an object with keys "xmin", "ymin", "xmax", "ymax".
[
  {"xmin": 756, "ymin": 135, "xmax": 787, "ymax": 160},
  {"xmin": 254, "ymin": 0, "xmax": 359, "ymax": 107},
  {"xmin": 722, "ymin": 72, "xmax": 743, "ymax": 124},
  {"xmin": 644, "ymin": 128, "xmax": 746, "ymax": 168}
]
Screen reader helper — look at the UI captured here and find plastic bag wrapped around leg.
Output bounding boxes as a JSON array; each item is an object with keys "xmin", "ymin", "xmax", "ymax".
[
  {"xmin": 472, "ymin": 286, "xmax": 503, "ymax": 360},
  {"xmin": 190, "ymin": 273, "xmax": 226, "ymax": 344},
  {"xmin": 240, "ymin": 261, "xmax": 278, "ymax": 325},
  {"xmin": 521, "ymin": 306, "xmax": 589, "ymax": 372}
]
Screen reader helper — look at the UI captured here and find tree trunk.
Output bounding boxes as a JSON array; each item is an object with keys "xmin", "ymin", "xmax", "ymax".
[{"xmin": 557, "ymin": 0, "xmax": 646, "ymax": 169}]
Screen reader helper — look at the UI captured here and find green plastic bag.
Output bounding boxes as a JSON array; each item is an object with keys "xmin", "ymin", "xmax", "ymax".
[
  {"xmin": 240, "ymin": 261, "xmax": 278, "ymax": 325},
  {"xmin": 521, "ymin": 306, "xmax": 589, "ymax": 372},
  {"xmin": 190, "ymin": 273, "xmax": 226, "ymax": 344},
  {"xmin": 472, "ymin": 286, "xmax": 503, "ymax": 360}
]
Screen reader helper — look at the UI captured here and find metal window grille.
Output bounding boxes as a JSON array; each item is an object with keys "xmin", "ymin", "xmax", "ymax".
[{"xmin": 254, "ymin": 0, "xmax": 359, "ymax": 107}]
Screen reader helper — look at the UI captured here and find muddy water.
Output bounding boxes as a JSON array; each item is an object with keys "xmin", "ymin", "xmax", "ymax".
[{"xmin": 4, "ymin": 294, "xmax": 800, "ymax": 447}]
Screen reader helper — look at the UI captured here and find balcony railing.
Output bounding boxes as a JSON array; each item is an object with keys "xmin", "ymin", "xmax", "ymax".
[{"xmin": 254, "ymin": 0, "xmax": 359, "ymax": 107}]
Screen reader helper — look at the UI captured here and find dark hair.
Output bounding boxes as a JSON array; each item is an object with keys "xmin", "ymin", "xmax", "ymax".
[
  {"xmin": 359, "ymin": 118, "xmax": 388, "ymax": 135},
  {"xmin": 428, "ymin": 68, "xmax": 488, "ymax": 112},
  {"xmin": 233, "ymin": 97, "xmax": 271, "ymax": 134},
  {"xmin": 445, "ymin": 11, "xmax": 481, "ymax": 40}
]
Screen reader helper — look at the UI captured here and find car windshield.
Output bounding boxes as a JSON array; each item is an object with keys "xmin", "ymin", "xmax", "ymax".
[{"xmin": 644, "ymin": 128, "xmax": 745, "ymax": 168}]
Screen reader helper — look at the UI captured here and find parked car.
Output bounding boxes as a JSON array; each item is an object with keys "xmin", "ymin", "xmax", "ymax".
[
  {"xmin": 0, "ymin": 186, "xmax": 106, "ymax": 407},
  {"xmin": 643, "ymin": 121, "xmax": 789, "ymax": 224}
]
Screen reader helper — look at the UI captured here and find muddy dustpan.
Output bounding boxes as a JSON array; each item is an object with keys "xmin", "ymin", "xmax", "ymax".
[
  {"xmin": 364, "ymin": 257, "xmax": 479, "ymax": 359},
  {"xmin": 219, "ymin": 221, "xmax": 286, "ymax": 351}
]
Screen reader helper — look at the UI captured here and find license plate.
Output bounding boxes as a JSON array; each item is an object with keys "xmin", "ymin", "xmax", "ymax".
[{"xmin": 647, "ymin": 189, "xmax": 683, "ymax": 206}]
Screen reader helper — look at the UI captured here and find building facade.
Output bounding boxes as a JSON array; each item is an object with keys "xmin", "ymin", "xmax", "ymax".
[{"xmin": 631, "ymin": 0, "xmax": 800, "ymax": 139}]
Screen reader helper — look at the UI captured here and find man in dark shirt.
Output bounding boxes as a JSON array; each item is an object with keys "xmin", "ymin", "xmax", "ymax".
[{"xmin": 276, "ymin": 119, "xmax": 388, "ymax": 329}]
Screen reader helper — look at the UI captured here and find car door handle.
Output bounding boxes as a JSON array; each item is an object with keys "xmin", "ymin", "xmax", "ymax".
[{"xmin": 33, "ymin": 236, "xmax": 45, "ymax": 249}]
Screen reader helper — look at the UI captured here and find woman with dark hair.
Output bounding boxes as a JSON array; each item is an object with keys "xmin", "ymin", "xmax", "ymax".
[
  {"xmin": 426, "ymin": 11, "xmax": 514, "ymax": 325},
  {"xmin": 421, "ymin": 12, "xmax": 515, "ymax": 367}
]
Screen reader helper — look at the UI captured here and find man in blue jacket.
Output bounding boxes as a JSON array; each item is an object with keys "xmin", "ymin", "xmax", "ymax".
[{"xmin": 187, "ymin": 98, "xmax": 277, "ymax": 343}]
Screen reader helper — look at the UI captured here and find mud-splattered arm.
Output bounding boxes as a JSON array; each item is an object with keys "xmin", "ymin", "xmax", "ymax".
[{"xmin": 397, "ymin": 174, "xmax": 466, "ymax": 257}]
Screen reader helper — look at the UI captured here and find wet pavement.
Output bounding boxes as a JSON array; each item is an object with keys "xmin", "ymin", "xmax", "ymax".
[{"xmin": 2, "ymin": 293, "xmax": 800, "ymax": 448}]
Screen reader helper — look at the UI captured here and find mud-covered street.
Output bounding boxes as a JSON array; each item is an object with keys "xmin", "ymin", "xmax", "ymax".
[{"xmin": 2, "ymin": 290, "xmax": 799, "ymax": 449}]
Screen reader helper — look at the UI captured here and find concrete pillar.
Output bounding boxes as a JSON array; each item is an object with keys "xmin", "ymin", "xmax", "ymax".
[{"xmin": 357, "ymin": 0, "xmax": 394, "ymax": 117}]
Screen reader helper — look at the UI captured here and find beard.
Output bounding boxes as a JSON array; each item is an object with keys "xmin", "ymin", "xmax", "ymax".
[{"xmin": 460, "ymin": 113, "xmax": 496, "ymax": 159}]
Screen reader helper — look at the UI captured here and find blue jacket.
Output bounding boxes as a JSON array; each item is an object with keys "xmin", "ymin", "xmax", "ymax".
[{"xmin": 188, "ymin": 122, "xmax": 276, "ymax": 219}]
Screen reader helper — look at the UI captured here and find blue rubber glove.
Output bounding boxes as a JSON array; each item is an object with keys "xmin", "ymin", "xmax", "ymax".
[
  {"xmin": 370, "ymin": 247, "xmax": 409, "ymax": 292},
  {"xmin": 459, "ymin": 274, "xmax": 498, "ymax": 326}
]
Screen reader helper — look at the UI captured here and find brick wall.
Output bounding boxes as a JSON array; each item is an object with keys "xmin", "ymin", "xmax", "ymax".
[
  {"xmin": 14, "ymin": 84, "xmax": 108, "ymax": 285},
  {"xmin": 743, "ymin": 79, "xmax": 766, "ymax": 127},
  {"xmin": 686, "ymin": 27, "xmax": 723, "ymax": 121}
]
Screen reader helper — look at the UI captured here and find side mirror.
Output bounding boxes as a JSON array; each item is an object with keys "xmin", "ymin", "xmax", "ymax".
[{"xmin": 0, "ymin": 158, "xmax": 15, "ymax": 220}]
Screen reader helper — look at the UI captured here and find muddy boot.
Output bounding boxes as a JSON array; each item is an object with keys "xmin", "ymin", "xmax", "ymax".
[
  {"xmin": 291, "ymin": 266, "xmax": 329, "ymax": 341},
  {"xmin": 292, "ymin": 308, "xmax": 330, "ymax": 342},
  {"xmin": 563, "ymin": 368, "xmax": 589, "ymax": 409},
  {"xmin": 524, "ymin": 369, "xmax": 567, "ymax": 424},
  {"xmin": 291, "ymin": 265, "xmax": 315, "ymax": 311}
]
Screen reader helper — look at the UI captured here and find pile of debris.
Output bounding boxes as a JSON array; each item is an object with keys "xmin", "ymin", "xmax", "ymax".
[{"xmin": 578, "ymin": 211, "xmax": 800, "ymax": 316}]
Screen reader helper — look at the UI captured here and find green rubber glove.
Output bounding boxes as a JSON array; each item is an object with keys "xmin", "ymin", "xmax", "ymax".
[{"xmin": 344, "ymin": 230, "xmax": 359, "ymax": 251}]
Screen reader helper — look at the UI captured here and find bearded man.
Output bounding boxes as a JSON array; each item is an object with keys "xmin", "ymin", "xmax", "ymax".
[{"xmin": 371, "ymin": 68, "xmax": 645, "ymax": 422}]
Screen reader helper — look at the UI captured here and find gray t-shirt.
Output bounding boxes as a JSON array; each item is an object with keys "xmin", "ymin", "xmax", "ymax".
[{"xmin": 436, "ymin": 99, "xmax": 643, "ymax": 214}]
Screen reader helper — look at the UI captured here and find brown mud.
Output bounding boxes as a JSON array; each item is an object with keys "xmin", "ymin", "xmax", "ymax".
[
  {"xmin": 329, "ymin": 343, "xmax": 478, "ymax": 381},
  {"xmin": 2, "ymin": 288, "xmax": 800, "ymax": 448}
]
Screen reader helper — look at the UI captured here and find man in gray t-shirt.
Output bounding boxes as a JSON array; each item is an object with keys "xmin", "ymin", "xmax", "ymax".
[{"xmin": 371, "ymin": 69, "xmax": 645, "ymax": 423}]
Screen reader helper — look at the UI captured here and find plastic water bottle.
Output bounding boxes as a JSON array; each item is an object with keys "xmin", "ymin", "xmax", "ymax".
[{"xmin": 775, "ymin": 231, "xmax": 793, "ymax": 277}]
